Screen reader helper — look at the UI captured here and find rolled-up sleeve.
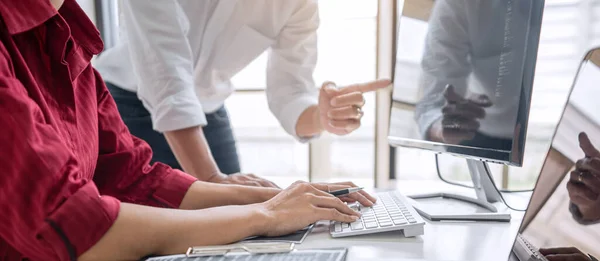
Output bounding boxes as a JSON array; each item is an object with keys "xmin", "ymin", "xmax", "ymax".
[
  {"xmin": 0, "ymin": 77, "xmax": 121, "ymax": 261},
  {"xmin": 266, "ymin": 0, "xmax": 319, "ymax": 141},
  {"xmin": 414, "ymin": 0, "xmax": 471, "ymax": 138},
  {"xmin": 93, "ymin": 73, "xmax": 197, "ymax": 208},
  {"xmin": 122, "ymin": 0, "xmax": 205, "ymax": 132},
  {"xmin": 0, "ymin": 70, "xmax": 195, "ymax": 261}
]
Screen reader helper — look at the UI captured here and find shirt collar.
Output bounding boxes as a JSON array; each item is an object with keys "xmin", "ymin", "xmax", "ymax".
[
  {"xmin": 58, "ymin": 0, "xmax": 104, "ymax": 55},
  {"xmin": 0, "ymin": 0, "xmax": 57, "ymax": 35},
  {"xmin": 0, "ymin": 0, "xmax": 103, "ymax": 55}
]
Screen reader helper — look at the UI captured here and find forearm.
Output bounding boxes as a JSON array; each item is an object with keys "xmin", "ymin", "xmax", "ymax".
[
  {"xmin": 179, "ymin": 181, "xmax": 280, "ymax": 209},
  {"xmin": 80, "ymin": 202, "xmax": 269, "ymax": 260},
  {"xmin": 296, "ymin": 105, "xmax": 323, "ymax": 138},
  {"xmin": 164, "ymin": 126, "xmax": 221, "ymax": 180}
]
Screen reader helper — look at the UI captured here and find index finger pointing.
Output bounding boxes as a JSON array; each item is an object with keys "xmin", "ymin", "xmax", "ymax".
[
  {"xmin": 338, "ymin": 79, "xmax": 391, "ymax": 94},
  {"xmin": 579, "ymin": 132, "xmax": 600, "ymax": 158}
]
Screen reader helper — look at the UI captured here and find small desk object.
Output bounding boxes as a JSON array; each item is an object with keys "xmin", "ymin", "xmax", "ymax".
[{"xmin": 144, "ymin": 244, "xmax": 347, "ymax": 261}]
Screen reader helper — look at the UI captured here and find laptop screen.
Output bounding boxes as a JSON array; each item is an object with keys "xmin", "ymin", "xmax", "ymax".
[{"xmin": 507, "ymin": 48, "xmax": 600, "ymax": 260}]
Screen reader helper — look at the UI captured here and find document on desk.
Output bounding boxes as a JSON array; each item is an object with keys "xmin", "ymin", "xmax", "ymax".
[
  {"xmin": 143, "ymin": 248, "xmax": 348, "ymax": 261},
  {"xmin": 242, "ymin": 224, "xmax": 314, "ymax": 243}
]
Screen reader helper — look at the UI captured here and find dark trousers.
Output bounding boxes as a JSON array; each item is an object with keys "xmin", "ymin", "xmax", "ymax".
[{"xmin": 106, "ymin": 82, "xmax": 241, "ymax": 174}]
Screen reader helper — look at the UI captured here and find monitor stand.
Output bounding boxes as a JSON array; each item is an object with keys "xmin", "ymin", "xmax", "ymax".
[{"xmin": 408, "ymin": 159, "xmax": 511, "ymax": 222}]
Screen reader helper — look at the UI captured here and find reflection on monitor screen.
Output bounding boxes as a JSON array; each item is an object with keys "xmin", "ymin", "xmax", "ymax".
[
  {"xmin": 389, "ymin": 0, "xmax": 545, "ymax": 165},
  {"xmin": 507, "ymin": 48, "xmax": 600, "ymax": 261}
]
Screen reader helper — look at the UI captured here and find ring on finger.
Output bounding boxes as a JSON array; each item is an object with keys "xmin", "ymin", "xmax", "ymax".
[
  {"xmin": 353, "ymin": 105, "xmax": 364, "ymax": 119},
  {"xmin": 578, "ymin": 172, "xmax": 584, "ymax": 183}
]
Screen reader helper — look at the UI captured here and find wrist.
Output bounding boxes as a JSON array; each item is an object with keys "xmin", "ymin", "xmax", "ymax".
[
  {"xmin": 296, "ymin": 106, "xmax": 324, "ymax": 138},
  {"xmin": 258, "ymin": 187, "xmax": 281, "ymax": 202},
  {"xmin": 427, "ymin": 120, "xmax": 443, "ymax": 141},
  {"xmin": 250, "ymin": 203, "xmax": 274, "ymax": 236},
  {"xmin": 313, "ymin": 106, "xmax": 324, "ymax": 133},
  {"xmin": 205, "ymin": 172, "xmax": 227, "ymax": 183}
]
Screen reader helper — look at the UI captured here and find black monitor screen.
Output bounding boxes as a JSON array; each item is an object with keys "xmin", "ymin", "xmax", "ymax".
[{"xmin": 389, "ymin": 0, "xmax": 545, "ymax": 166}]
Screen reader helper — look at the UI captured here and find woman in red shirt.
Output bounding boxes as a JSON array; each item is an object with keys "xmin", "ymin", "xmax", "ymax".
[{"xmin": 0, "ymin": 0, "xmax": 375, "ymax": 260}]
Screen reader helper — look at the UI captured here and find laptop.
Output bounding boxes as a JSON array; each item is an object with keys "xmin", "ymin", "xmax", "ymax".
[{"xmin": 506, "ymin": 47, "xmax": 600, "ymax": 261}]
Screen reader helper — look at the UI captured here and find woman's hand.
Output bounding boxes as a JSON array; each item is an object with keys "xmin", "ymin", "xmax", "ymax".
[
  {"xmin": 257, "ymin": 181, "xmax": 376, "ymax": 237},
  {"xmin": 318, "ymin": 79, "xmax": 390, "ymax": 135},
  {"xmin": 312, "ymin": 181, "xmax": 377, "ymax": 207}
]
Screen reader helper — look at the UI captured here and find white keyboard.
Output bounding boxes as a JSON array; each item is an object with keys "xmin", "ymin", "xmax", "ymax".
[
  {"xmin": 512, "ymin": 234, "xmax": 548, "ymax": 261},
  {"xmin": 330, "ymin": 191, "xmax": 425, "ymax": 238}
]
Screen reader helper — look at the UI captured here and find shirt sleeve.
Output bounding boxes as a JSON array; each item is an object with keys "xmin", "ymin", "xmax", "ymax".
[
  {"xmin": 414, "ymin": 0, "xmax": 471, "ymax": 138},
  {"xmin": 92, "ymin": 70, "xmax": 197, "ymax": 208},
  {"xmin": 265, "ymin": 0, "xmax": 319, "ymax": 141},
  {"xmin": 0, "ymin": 60, "xmax": 118, "ymax": 260},
  {"xmin": 121, "ymin": 0, "xmax": 205, "ymax": 132}
]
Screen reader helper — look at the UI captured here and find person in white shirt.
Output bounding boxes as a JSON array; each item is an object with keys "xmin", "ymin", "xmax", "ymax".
[
  {"xmin": 414, "ymin": 0, "xmax": 531, "ymax": 151},
  {"xmin": 94, "ymin": 0, "xmax": 389, "ymax": 187}
]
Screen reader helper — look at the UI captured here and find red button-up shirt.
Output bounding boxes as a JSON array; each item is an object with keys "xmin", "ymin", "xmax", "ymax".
[{"xmin": 0, "ymin": 1, "xmax": 197, "ymax": 260}]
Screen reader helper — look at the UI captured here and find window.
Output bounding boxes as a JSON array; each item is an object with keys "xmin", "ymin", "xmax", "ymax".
[
  {"xmin": 393, "ymin": 0, "xmax": 597, "ymax": 190},
  {"xmin": 230, "ymin": 0, "xmax": 379, "ymax": 187},
  {"xmin": 91, "ymin": 1, "xmax": 380, "ymax": 187}
]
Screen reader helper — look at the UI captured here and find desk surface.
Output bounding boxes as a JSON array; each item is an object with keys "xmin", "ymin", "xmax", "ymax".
[{"xmin": 297, "ymin": 180, "xmax": 531, "ymax": 261}]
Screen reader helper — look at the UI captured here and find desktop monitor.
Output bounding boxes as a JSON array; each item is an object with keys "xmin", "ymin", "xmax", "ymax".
[
  {"xmin": 388, "ymin": 0, "xmax": 545, "ymax": 221},
  {"xmin": 507, "ymin": 47, "xmax": 600, "ymax": 261}
]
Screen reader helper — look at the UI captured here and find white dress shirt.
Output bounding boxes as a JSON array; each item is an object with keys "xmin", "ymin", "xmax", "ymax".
[
  {"xmin": 94, "ymin": 0, "xmax": 319, "ymax": 138},
  {"xmin": 415, "ymin": 0, "xmax": 531, "ymax": 139}
]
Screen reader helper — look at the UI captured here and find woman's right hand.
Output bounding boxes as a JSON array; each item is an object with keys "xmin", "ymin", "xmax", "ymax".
[{"xmin": 257, "ymin": 182, "xmax": 362, "ymax": 237}]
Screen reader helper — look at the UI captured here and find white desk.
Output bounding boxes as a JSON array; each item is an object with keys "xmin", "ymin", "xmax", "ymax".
[{"xmin": 298, "ymin": 180, "xmax": 532, "ymax": 261}]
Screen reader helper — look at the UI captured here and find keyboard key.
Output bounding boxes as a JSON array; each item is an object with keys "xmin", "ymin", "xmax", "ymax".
[
  {"xmin": 334, "ymin": 223, "xmax": 342, "ymax": 232},
  {"xmin": 342, "ymin": 223, "xmax": 350, "ymax": 229},
  {"xmin": 392, "ymin": 215, "xmax": 405, "ymax": 220},
  {"xmin": 408, "ymin": 219, "xmax": 417, "ymax": 223},
  {"xmin": 351, "ymin": 221, "xmax": 364, "ymax": 230},
  {"xmin": 379, "ymin": 221, "xmax": 393, "ymax": 227},
  {"xmin": 379, "ymin": 218, "xmax": 392, "ymax": 224},
  {"xmin": 393, "ymin": 219, "xmax": 408, "ymax": 225},
  {"xmin": 365, "ymin": 222, "xmax": 378, "ymax": 229}
]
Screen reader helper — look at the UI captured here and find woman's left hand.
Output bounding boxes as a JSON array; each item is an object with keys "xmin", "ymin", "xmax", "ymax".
[{"xmin": 318, "ymin": 79, "xmax": 390, "ymax": 135}]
